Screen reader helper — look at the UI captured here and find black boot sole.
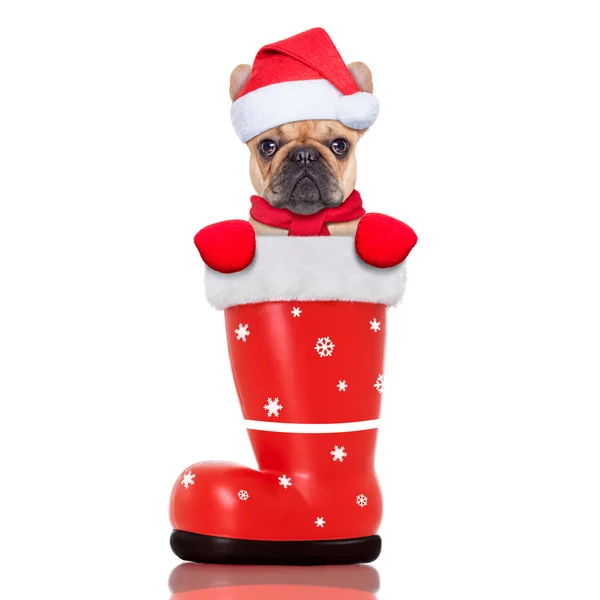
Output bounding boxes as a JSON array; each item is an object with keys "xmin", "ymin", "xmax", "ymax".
[{"xmin": 170, "ymin": 530, "xmax": 382, "ymax": 565}]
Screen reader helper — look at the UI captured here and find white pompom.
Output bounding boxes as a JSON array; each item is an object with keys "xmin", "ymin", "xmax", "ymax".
[{"xmin": 336, "ymin": 92, "xmax": 380, "ymax": 130}]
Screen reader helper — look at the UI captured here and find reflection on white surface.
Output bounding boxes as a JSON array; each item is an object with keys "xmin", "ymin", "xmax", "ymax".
[{"xmin": 169, "ymin": 564, "xmax": 379, "ymax": 599}]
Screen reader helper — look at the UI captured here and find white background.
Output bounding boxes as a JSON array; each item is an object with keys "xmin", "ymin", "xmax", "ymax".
[{"xmin": 1, "ymin": 1, "xmax": 599, "ymax": 598}]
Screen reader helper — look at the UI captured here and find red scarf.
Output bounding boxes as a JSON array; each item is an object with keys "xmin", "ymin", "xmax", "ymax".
[{"xmin": 250, "ymin": 189, "xmax": 365, "ymax": 236}]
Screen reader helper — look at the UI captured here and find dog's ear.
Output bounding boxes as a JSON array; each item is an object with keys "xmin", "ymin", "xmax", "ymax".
[
  {"xmin": 229, "ymin": 64, "xmax": 252, "ymax": 102},
  {"xmin": 347, "ymin": 62, "xmax": 374, "ymax": 94}
]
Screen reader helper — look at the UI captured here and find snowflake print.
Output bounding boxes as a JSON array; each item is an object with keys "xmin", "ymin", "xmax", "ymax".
[
  {"xmin": 315, "ymin": 517, "xmax": 326, "ymax": 528},
  {"xmin": 278, "ymin": 474, "xmax": 293, "ymax": 489},
  {"xmin": 238, "ymin": 490, "xmax": 249, "ymax": 501},
  {"xmin": 374, "ymin": 374, "xmax": 384, "ymax": 394},
  {"xmin": 181, "ymin": 470, "xmax": 195, "ymax": 489},
  {"xmin": 357, "ymin": 494, "xmax": 369, "ymax": 508},
  {"xmin": 234, "ymin": 323, "xmax": 250, "ymax": 342},
  {"xmin": 315, "ymin": 337, "xmax": 335, "ymax": 358},
  {"xmin": 291, "ymin": 307, "xmax": 302, "ymax": 318},
  {"xmin": 369, "ymin": 318, "xmax": 381, "ymax": 332},
  {"xmin": 263, "ymin": 397, "xmax": 283, "ymax": 418},
  {"xmin": 337, "ymin": 380, "xmax": 348, "ymax": 392},
  {"xmin": 331, "ymin": 445, "xmax": 348, "ymax": 462}
]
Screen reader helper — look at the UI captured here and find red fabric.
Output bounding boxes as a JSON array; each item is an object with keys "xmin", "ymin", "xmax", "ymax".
[
  {"xmin": 250, "ymin": 189, "xmax": 366, "ymax": 236},
  {"xmin": 193, "ymin": 220, "xmax": 256, "ymax": 274},
  {"xmin": 355, "ymin": 213, "xmax": 418, "ymax": 268},
  {"xmin": 170, "ymin": 300, "xmax": 385, "ymax": 541},
  {"xmin": 239, "ymin": 28, "xmax": 360, "ymax": 98}
]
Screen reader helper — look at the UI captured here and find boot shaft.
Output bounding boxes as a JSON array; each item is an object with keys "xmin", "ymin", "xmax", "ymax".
[
  {"xmin": 225, "ymin": 300, "xmax": 385, "ymax": 477},
  {"xmin": 225, "ymin": 301, "xmax": 385, "ymax": 415},
  {"xmin": 212, "ymin": 236, "xmax": 406, "ymax": 487}
]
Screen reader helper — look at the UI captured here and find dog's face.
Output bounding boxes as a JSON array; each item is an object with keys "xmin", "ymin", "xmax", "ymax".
[
  {"xmin": 230, "ymin": 62, "xmax": 374, "ymax": 215},
  {"xmin": 247, "ymin": 120, "xmax": 362, "ymax": 215}
]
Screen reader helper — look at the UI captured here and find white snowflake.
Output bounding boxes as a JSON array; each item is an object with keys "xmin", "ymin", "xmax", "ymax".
[
  {"xmin": 330, "ymin": 445, "xmax": 348, "ymax": 462},
  {"xmin": 291, "ymin": 307, "xmax": 302, "ymax": 318},
  {"xmin": 357, "ymin": 494, "xmax": 369, "ymax": 508},
  {"xmin": 263, "ymin": 397, "xmax": 283, "ymax": 418},
  {"xmin": 315, "ymin": 337, "xmax": 335, "ymax": 358},
  {"xmin": 181, "ymin": 470, "xmax": 195, "ymax": 489},
  {"xmin": 234, "ymin": 323, "xmax": 250, "ymax": 342},
  {"xmin": 337, "ymin": 380, "xmax": 348, "ymax": 392},
  {"xmin": 374, "ymin": 374, "xmax": 384, "ymax": 394},
  {"xmin": 369, "ymin": 318, "xmax": 382, "ymax": 332},
  {"xmin": 315, "ymin": 517, "xmax": 326, "ymax": 528},
  {"xmin": 238, "ymin": 490, "xmax": 249, "ymax": 501},
  {"xmin": 278, "ymin": 474, "xmax": 293, "ymax": 489}
]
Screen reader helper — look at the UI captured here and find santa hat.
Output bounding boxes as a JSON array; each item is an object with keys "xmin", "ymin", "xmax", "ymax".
[{"xmin": 231, "ymin": 28, "xmax": 380, "ymax": 143}]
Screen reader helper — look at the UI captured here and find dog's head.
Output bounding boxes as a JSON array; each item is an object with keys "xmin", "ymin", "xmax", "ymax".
[{"xmin": 230, "ymin": 62, "xmax": 374, "ymax": 215}]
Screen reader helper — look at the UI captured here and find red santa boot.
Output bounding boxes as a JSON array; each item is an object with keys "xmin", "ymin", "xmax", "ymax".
[{"xmin": 170, "ymin": 236, "xmax": 409, "ymax": 565}]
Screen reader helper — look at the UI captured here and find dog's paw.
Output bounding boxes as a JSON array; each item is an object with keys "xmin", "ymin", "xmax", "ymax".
[
  {"xmin": 355, "ymin": 213, "xmax": 418, "ymax": 268},
  {"xmin": 194, "ymin": 220, "xmax": 256, "ymax": 274}
]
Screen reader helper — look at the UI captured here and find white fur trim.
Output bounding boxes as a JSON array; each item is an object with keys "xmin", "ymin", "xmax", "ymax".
[
  {"xmin": 205, "ymin": 236, "xmax": 407, "ymax": 310},
  {"xmin": 337, "ymin": 92, "xmax": 380, "ymax": 130},
  {"xmin": 231, "ymin": 79, "xmax": 379, "ymax": 142}
]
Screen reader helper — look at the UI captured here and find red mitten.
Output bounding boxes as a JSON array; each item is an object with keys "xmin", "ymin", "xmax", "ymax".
[
  {"xmin": 355, "ymin": 213, "xmax": 418, "ymax": 268},
  {"xmin": 194, "ymin": 220, "xmax": 256, "ymax": 274}
]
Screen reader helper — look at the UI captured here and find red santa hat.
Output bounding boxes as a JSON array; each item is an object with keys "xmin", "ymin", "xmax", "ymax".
[{"xmin": 231, "ymin": 28, "xmax": 380, "ymax": 143}]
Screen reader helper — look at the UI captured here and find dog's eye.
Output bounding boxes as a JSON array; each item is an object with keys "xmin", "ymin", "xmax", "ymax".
[
  {"xmin": 331, "ymin": 138, "xmax": 349, "ymax": 156},
  {"xmin": 259, "ymin": 139, "xmax": 278, "ymax": 157}
]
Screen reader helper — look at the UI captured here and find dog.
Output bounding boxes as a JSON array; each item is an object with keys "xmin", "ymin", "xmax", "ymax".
[{"xmin": 230, "ymin": 62, "xmax": 373, "ymax": 237}]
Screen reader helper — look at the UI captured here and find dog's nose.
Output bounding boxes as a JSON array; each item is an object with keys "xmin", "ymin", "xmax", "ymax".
[{"xmin": 289, "ymin": 145, "xmax": 319, "ymax": 165}]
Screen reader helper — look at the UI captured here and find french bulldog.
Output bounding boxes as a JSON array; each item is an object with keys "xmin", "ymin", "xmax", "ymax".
[{"xmin": 232, "ymin": 62, "xmax": 371, "ymax": 237}]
